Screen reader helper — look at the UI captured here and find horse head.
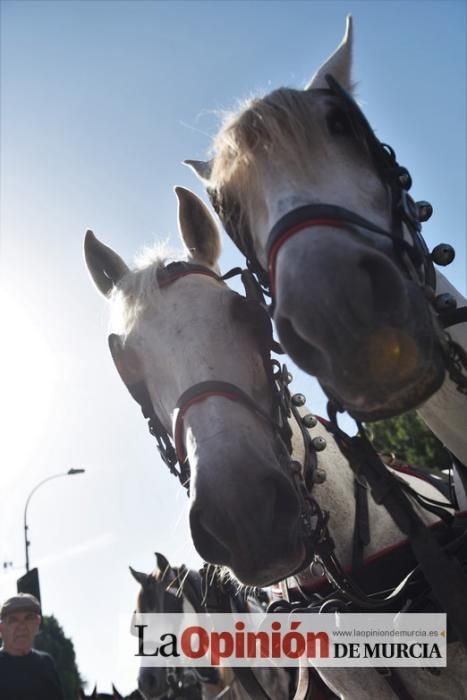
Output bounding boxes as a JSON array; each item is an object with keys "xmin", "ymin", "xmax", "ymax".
[
  {"xmin": 84, "ymin": 188, "xmax": 304, "ymax": 586},
  {"xmin": 187, "ymin": 16, "xmax": 452, "ymax": 422},
  {"xmin": 129, "ymin": 554, "xmax": 212, "ymax": 700}
]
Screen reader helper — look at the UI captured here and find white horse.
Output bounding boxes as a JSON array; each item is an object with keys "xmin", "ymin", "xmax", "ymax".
[
  {"xmin": 186, "ymin": 16, "xmax": 467, "ymax": 468},
  {"xmin": 85, "ymin": 188, "xmax": 466, "ymax": 698},
  {"xmin": 129, "ymin": 552, "xmax": 290, "ymax": 700}
]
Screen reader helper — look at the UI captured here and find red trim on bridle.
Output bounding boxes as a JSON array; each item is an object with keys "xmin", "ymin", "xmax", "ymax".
[
  {"xmin": 173, "ymin": 390, "xmax": 243, "ymax": 464},
  {"xmin": 158, "ymin": 268, "xmax": 221, "ymax": 289},
  {"xmin": 268, "ymin": 218, "xmax": 349, "ymax": 297}
]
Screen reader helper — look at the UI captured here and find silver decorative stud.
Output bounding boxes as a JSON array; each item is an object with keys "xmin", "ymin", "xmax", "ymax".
[
  {"xmin": 312, "ymin": 436, "xmax": 327, "ymax": 451},
  {"xmin": 312, "ymin": 468, "xmax": 327, "ymax": 484},
  {"xmin": 292, "ymin": 393, "xmax": 306, "ymax": 407},
  {"xmin": 416, "ymin": 200, "xmax": 433, "ymax": 222},
  {"xmin": 434, "ymin": 293, "xmax": 458, "ymax": 313},
  {"xmin": 399, "ymin": 172, "xmax": 411, "ymax": 189},
  {"xmin": 431, "ymin": 243, "xmax": 455, "ymax": 266},
  {"xmin": 286, "ymin": 372, "xmax": 293, "ymax": 384},
  {"xmin": 302, "ymin": 414, "xmax": 318, "ymax": 429}
]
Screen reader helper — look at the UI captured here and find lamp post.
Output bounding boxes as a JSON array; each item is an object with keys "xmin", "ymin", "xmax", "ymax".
[{"xmin": 23, "ymin": 468, "xmax": 85, "ymax": 572}]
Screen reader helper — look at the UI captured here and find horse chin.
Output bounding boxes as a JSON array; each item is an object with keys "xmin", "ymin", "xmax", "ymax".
[
  {"xmin": 230, "ymin": 541, "xmax": 306, "ymax": 588},
  {"xmin": 322, "ymin": 350, "xmax": 446, "ymax": 422},
  {"xmin": 277, "ymin": 291, "xmax": 446, "ymax": 421}
]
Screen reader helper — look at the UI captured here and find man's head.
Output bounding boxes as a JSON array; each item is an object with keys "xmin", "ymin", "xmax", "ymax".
[{"xmin": 0, "ymin": 594, "xmax": 41, "ymax": 655}]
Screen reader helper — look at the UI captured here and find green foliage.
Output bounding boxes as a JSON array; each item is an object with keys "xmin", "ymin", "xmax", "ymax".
[
  {"xmin": 34, "ymin": 614, "xmax": 83, "ymax": 700},
  {"xmin": 367, "ymin": 410, "xmax": 451, "ymax": 472}
]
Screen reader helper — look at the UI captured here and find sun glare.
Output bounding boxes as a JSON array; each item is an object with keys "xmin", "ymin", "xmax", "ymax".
[{"xmin": 0, "ymin": 295, "xmax": 58, "ymax": 482}]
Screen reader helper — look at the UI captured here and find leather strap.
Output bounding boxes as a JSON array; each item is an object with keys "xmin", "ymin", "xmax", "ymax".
[{"xmin": 173, "ymin": 380, "xmax": 276, "ymax": 464}]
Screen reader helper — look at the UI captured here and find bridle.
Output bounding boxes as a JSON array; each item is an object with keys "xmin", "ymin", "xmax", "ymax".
[
  {"xmin": 112, "ymin": 261, "xmax": 327, "ymax": 578},
  {"xmin": 208, "ymin": 74, "xmax": 467, "ymax": 396}
]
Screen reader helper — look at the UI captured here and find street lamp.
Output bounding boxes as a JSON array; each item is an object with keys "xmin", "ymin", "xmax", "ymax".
[{"xmin": 23, "ymin": 468, "xmax": 86, "ymax": 572}]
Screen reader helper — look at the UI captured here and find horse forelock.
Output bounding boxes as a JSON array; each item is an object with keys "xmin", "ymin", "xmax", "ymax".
[
  {"xmin": 209, "ymin": 87, "xmax": 332, "ymax": 250},
  {"xmin": 109, "ymin": 243, "xmax": 187, "ymax": 337}
]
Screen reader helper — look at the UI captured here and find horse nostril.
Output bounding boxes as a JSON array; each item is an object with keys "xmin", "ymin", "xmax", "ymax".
[
  {"xmin": 268, "ymin": 473, "xmax": 301, "ymax": 534},
  {"xmin": 275, "ymin": 316, "xmax": 329, "ymax": 376},
  {"xmin": 189, "ymin": 508, "xmax": 232, "ymax": 566},
  {"xmin": 359, "ymin": 253, "xmax": 408, "ymax": 315}
]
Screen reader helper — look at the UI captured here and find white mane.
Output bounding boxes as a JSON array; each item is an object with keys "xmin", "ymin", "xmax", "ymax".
[{"xmin": 109, "ymin": 241, "xmax": 186, "ymax": 337}]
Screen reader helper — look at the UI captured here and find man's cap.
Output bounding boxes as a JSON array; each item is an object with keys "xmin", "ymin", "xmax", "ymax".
[{"xmin": 0, "ymin": 594, "xmax": 41, "ymax": 619}]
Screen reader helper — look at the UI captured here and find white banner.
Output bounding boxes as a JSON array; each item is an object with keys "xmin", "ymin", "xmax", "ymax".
[{"xmin": 130, "ymin": 612, "xmax": 447, "ymax": 667}]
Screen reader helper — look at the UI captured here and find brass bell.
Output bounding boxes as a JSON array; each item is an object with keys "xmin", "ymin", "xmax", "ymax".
[
  {"xmin": 416, "ymin": 201, "xmax": 433, "ymax": 222},
  {"xmin": 399, "ymin": 172, "xmax": 412, "ymax": 189},
  {"xmin": 431, "ymin": 243, "xmax": 455, "ymax": 266},
  {"xmin": 292, "ymin": 393, "xmax": 306, "ymax": 407},
  {"xmin": 434, "ymin": 293, "xmax": 457, "ymax": 312},
  {"xmin": 312, "ymin": 436, "xmax": 327, "ymax": 451},
  {"xmin": 302, "ymin": 414, "xmax": 318, "ymax": 428}
]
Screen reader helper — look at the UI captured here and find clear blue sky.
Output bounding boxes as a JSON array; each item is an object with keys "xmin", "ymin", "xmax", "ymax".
[{"xmin": 1, "ymin": 0, "xmax": 465, "ymax": 693}]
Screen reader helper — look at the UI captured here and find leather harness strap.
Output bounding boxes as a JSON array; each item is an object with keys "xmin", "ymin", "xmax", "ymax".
[{"xmin": 173, "ymin": 380, "xmax": 278, "ymax": 464}]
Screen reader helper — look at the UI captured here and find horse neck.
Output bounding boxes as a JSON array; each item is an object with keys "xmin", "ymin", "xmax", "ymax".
[
  {"xmin": 417, "ymin": 271, "xmax": 467, "ymax": 464},
  {"xmin": 289, "ymin": 406, "xmax": 442, "ymax": 575}
]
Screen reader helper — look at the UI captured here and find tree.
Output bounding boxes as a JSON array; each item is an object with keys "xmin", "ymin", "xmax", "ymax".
[
  {"xmin": 367, "ymin": 410, "xmax": 451, "ymax": 473},
  {"xmin": 34, "ymin": 614, "xmax": 83, "ymax": 700}
]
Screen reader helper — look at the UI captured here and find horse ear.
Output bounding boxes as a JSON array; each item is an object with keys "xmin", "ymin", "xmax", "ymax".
[
  {"xmin": 84, "ymin": 230, "xmax": 130, "ymax": 297},
  {"xmin": 184, "ymin": 159, "xmax": 213, "ymax": 183},
  {"xmin": 129, "ymin": 566, "xmax": 149, "ymax": 587},
  {"xmin": 155, "ymin": 552, "xmax": 171, "ymax": 577},
  {"xmin": 175, "ymin": 187, "xmax": 221, "ymax": 268},
  {"xmin": 305, "ymin": 15, "xmax": 353, "ymax": 92},
  {"xmin": 112, "ymin": 683, "xmax": 123, "ymax": 699}
]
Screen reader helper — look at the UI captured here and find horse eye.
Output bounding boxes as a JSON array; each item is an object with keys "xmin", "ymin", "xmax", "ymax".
[{"xmin": 326, "ymin": 107, "xmax": 352, "ymax": 136}]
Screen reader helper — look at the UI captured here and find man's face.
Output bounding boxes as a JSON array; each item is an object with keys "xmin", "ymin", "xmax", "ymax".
[{"xmin": 0, "ymin": 611, "xmax": 41, "ymax": 655}]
